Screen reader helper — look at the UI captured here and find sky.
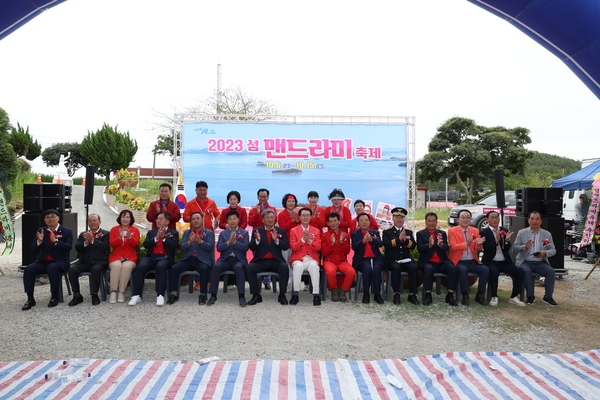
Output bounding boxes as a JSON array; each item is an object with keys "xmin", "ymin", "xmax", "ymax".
[{"xmin": 1, "ymin": 0, "xmax": 599, "ymax": 178}]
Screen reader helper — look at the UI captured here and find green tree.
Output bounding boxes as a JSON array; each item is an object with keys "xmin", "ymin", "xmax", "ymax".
[
  {"xmin": 8, "ymin": 123, "xmax": 42, "ymax": 160},
  {"xmin": 80, "ymin": 123, "xmax": 138, "ymax": 182},
  {"xmin": 417, "ymin": 117, "xmax": 532, "ymax": 203},
  {"xmin": 153, "ymin": 129, "xmax": 181, "ymax": 159},
  {"xmin": 41, "ymin": 142, "xmax": 88, "ymax": 176},
  {"xmin": 0, "ymin": 107, "xmax": 19, "ymax": 182}
]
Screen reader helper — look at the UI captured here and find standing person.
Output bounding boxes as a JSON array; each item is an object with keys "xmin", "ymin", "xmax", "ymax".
[
  {"xmin": 351, "ymin": 200, "xmax": 378, "ymax": 231},
  {"xmin": 277, "ymin": 193, "xmax": 300, "ymax": 240},
  {"xmin": 68, "ymin": 213, "xmax": 109, "ymax": 307},
  {"xmin": 322, "ymin": 188, "xmax": 352, "ymax": 233},
  {"xmin": 21, "ymin": 209, "xmax": 73, "ymax": 310},
  {"xmin": 166, "ymin": 212, "xmax": 214, "ymax": 305},
  {"xmin": 352, "ymin": 213, "xmax": 385, "ymax": 304},
  {"xmin": 245, "ymin": 209, "xmax": 290, "ymax": 306},
  {"xmin": 321, "ymin": 212, "xmax": 355, "ymax": 302},
  {"xmin": 383, "ymin": 207, "xmax": 419, "ymax": 305},
  {"xmin": 480, "ymin": 211, "xmax": 525, "ymax": 306},
  {"xmin": 307, "ymin": 191, "xmax": 325, "ymax": 230},
  {"xmin": 129, "ymin": 213, "xmax": 179, "ymax": 307},
  {"xmin": 416, "ymin": 212, "xmax": 458, "ymax": 306},
  {"xmin": 447, "ymin": 210, "xmax": 490, "ymax": 306},
  {"xmin": 218, "ymin": 190, "xmax": 248, "ymax": 230},
  {"xmin": 183, "ymin": 180, "xmax": 220, "ymax": 230},
  {"xmin": 245, "ymin": 188, "xmax": 274, "ymax": 289},
  {"xmin": 108, "ymin": 209, "xmax": 140, "ymax": 304},
  {"xmin": 289, "ymin": 208, "xmax": 322, "ymax": 306},
  {"xmin": 146, "ymin": 183, "xmax": 181, "ymax": 230},
  {"xmin": 208, "ymin": 210, "xmax": 249, "ymax": 307},
  {"xmin": 513, "ymin": 211, "xmax": 559, "ymax": 306}
]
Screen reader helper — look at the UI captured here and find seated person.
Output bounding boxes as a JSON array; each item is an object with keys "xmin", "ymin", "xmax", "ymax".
[
  {"xmin": 166, "ymin": 212, "xmax": 214, "ymax": 305},
  {"xmin": 416, "ymin": 212, "xmax": 458, "ymax": 306},
  {"xmin": 129, "ymin": 213, "xmax": 179, "ymax": 306},
  {"xmin": 289, "ymin": 207, "xmax": 322, "ymax": 306},
  {"xmin": 208, "ymin": 210, "xmax": 249, "ymax": 307},
  {"xmin": 383, "ymin": 207, "xmax": 419, "ymax": 305},
  {"xmin": 245, "ymin": 209, "xmax": 290, "ymax": 306},
  {"xmin": 480, "ymin": 211, "xmax": 525, "ymax": 306},
  {"xmin": 513, "ymin": 210, "xmax": 559, "ymax": 306},
  {"xmin": 447, "ymin": 210, "xmax": 489, "ymax": 306},
  {"xmin": 68, "ymin": 213, "xmax": 109, "ymax": 307},
  {"xmin": 321, "ymin": 212, "xmax": 355, "ymax": 302},
  {"xmin": 22, "ymin": 209, "xmax": 73, "ymax": 310},
  {"xmin": 108, "ymin": 209, "xmax": 141, "ymax": 304},
  {"xmin": 351, "ymin": 213, "xmax": 384, "ymax": 304}
]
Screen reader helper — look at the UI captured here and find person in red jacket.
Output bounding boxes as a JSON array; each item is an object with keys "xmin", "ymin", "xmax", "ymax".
[
  {"xmin": 182, "ymin": 181, "xmax": 220, "ymax": 230},
  {"xmin": 218, "ymin": 190, "xmax": 248, "ymax": 229},
  {"xmin": 248, "ymin": 188, "xmax": 277, "ymax": 228},
  {"xmin": 322, "ymin": 212, "xmax": 355, "ymax": 302},
  {"xmin": 146, "ymin": 183, "xmax": 181, "ymax": 230},
  {"xmin": 307, "ymin": 190, "xmax": 325, "ymax": 230},
  {"xmin": 321, "ymin": 188, "xmax": 352, "ymax": 233},
  {"xmin": 289, "ymin": 208, "xmax": 322, "ymax": 306},
  {"xmin": 108, "ymin": 210, "xmax": 141, "ymax": 304},
  {"xmin": 351, "ymin": 199, "xmax": 378, "ymax": 231}
]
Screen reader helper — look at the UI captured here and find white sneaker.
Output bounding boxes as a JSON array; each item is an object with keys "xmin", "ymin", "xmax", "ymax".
[
  {"xmin": 508, "ymin": 296, "xmax": 525, "ymax": 306},
  {"xmin": 156, "ymin": 295, "xmax": 165, "ymax": 306},
  {"xmin": 128, "ymin": 295, "xmax": 141, "ymax": 306},
  {"xmin": 489, "ymin": 296, "xmax": 498, "ymax": 306}
]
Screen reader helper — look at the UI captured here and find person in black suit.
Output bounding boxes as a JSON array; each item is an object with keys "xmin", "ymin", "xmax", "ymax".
[
  {"xmin": 416, "ymin": 212, "xmax": 458, "ymax": 306},
  {"xmin": 480, "ymin": 211, "xmax": 525, "ymax": 306},
  {"xmin": 245, "ymin": 209, "xmax": 290, "ymax": 305},
  {"xmin": 383, "ymin": 207, "xmax": 419, "ymax": 305},
  {"xmin": 22, "ymin": 209, "xmax": 73, "ymax": 310},
  {"xmin": 68, "ymin": 213, "xmax": 109, "ymax": 306},
  {"xmin": 352, "ymin": 213, "xmax": 385, "ymax": 304},
  {"xmin": 129, "ymin": 213, "xmax": 179, "ymax": 307}
]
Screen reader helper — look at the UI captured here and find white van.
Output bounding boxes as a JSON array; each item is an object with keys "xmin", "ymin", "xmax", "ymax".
[{"xmin": 563, "ymin": 189, "xmax": 591, "ymax": 222}]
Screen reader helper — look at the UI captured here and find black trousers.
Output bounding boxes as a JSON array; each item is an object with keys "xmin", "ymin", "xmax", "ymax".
[
  {"xmin": 245, "ymin": 259, "xmax": 289, "ymax": 295},
  {"xmin": 68, "ymin": 261, "xmax": 106, "ymax": 294},
  {"xmin": 169, "ymin": 257, "xmax": 211, "ymax": 294},
  {"xmin": 487, "ymin": 260, "xmax": 525, "ymax": 297},
  {"xmin": 210, "ymin": 257, "xmax": 246, "ymax": 295},
  {"xmin": 421, "ymin": 261, "xmax": 456, "ymax": 292},
  {"xmin": 132, "ymin": 255, "xmax": 170, "ymax": 297},
  {"xmin": 23, "ymin": 261, "xmax": 63, "ymax": 296},
  {"xmin": 385, "ymin": 259, "xmax": 418, "ymax": 294}
]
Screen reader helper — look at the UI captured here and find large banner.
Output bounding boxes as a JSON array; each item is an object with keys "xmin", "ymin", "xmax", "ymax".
[{"xmin": 182, "ymin": 122, "xmax": 407, "ymax": 217}]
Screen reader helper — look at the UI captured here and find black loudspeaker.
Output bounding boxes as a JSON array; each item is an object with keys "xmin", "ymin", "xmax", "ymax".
[
  {"xmin": 508, "ymin": 215, "xmax": 564, "ymax": 269},
  {"xmin": 23, "ymin": 183, "xmax": 72, "ymax": 213},
  {"xmin": 23, "ymin": 184, "xmax": 42, "ymax": 198},
  {"xmin": 21, "ymin": 212, "xmax": 78, "ymax": 266},
  {"xmin": 84, "ymin": 165, "xmax": 95, "ymax": 205},
  {"xmin": 494, "ymin": 169, "xmax": 505, "ymax": 207},
  {"xmin": 516, "ymin": 188, "xmax": 544, "ymax": 216}
]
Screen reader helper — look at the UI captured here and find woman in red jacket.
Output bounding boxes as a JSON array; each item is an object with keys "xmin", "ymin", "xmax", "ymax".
[
  {"xmin": 321, "ymin": 188, "xmax": 352, "ymax": 233},
  {"xmin": 108, "ymin": 209, "xmax": 140, "ymax": 304}
]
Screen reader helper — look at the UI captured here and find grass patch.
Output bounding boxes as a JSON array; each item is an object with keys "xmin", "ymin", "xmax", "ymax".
[{"xmin": 415, "ymin": 207, "xmax": 451, "ymax": 221}]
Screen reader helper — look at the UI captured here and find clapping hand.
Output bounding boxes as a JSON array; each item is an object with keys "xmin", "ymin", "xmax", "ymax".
[
  {"xmin": 36, "ymin": 229, "xmax": 44, "ymax": 243},
  {"xmin": 363, "ymin": 232, "xmax": 373, "ymax": 243},
  {"xmin": 254, "ymin": 230, "xmax": 261, "ymax": 242},
  {"xmin": 398, "ymin": 229, "xmax": 406, "ymax": 242},
  {"xmin": 227, "ymin": 231, "xmax": 236, "ymax": 245}
]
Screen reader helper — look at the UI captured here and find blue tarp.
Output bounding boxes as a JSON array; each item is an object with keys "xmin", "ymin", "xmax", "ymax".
[
  {"xmin": 0, "ymin": 0, "xmax": 67, "ymax": 41},
  {"xmin": 551, "ymin": 159, "xmax": 600, "ymax": 190}
]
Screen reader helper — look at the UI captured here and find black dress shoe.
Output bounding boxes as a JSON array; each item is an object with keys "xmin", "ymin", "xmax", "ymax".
[
  {"xmin": 374, "ymin": 294, "xmax": 384, "ymax": 304},
  {"xmin": 362, "ymin": 293, "xmax": 370, "ymax": 304},
  {"xmin": 475, "ymin": 292, "xmax": 486, "ymax": 306},
  {"xmin": 264, "ymin": 284, "xmax": 272, "ymax": 290},
  {"xmin": 48, "ymin": 298, "xmax": 59, "ymax": 308},
  {"xmin": 289, "ymin": 295, "xmax": 299, "ymax": 305},
  {"xmin": 91, "ymin": 294, "xmax": 101, "ymax": 305},
  {"xmin": 68, "ymin": 294, "xmax": 84, "ymax": 307},
  {"xmin": 461, "ymin": 294, "xmax": 469, "ymax": 306},
  {"xmin": 167, "ymin": 294, "xmax": 178, "ymax": 305},
  {"xmin": 207, "ymin": 296, "xmax": 217, "ymax": 306},
  {"xmin": 423, "ymin": 292, "xmax": 433, "ymax": 306},
  {"xmin": 393, "ymin": 293, "xmax": 401, "ymax": 305},
  {"xmin": 445, "ymin": 293, "xmax": 458, "ymax": 306},
  {"xmin": 198, "ymin": 294, "xmax": 206, "ymax": 305},
  {"xmin": 278, "ymin": 293, "xmax": 288, "ymax": 305},
  {"xmin": 313, "ymin": 295, "xmax": 321, "ymax": 306},
  {"xmin": 239, "ymin": 296, "xmax": 246, "ymax": 307},
  {"xmin": 22, "ymin": 300, "xmax": 36, "ymax": 310},
  {"xmin": 247, "ymin": 294, "xmax": 262, "ymax": 305},
  {"xmin": 408, "ymin": 294, "xmax": 420, "ymax": 305}
]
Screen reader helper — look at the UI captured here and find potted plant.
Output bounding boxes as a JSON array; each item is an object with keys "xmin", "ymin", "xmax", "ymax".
[
  {"xmin": 115, "ymin": 190, "xmax": 133, "ymax": 212},
  {"xmin": 103, "ymin": 184, "xmax": 120, "ymax": 206},
  {"xmin": 129, "ymin": 196, "xmax": 149, "ymax": 224},
  {"xmin": 115, "ymin": 168, "xmax": 139, "ymax": 188}
]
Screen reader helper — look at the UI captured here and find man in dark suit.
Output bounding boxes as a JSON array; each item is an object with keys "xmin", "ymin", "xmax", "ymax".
[
  {"xmin": 129, "ymin": 213, "xmax": 179, "ymax": 306},
  {"xmin": 480, "ymin": 211, "xmax": 525, "ymax": 306},
  {"xmin": 207, "ymin": 210, "xmax": 249, "ymax": 307},
  {"xmin": 416, "ymin": 212, "xmax": 458, "ymax": 306},
  {"xmin": 383, "ymin": 207, "xmax": 419, "ymax": 305},
  {"xmin": 352, "ymin": 213, "xmax": 385, "ymax": 304},
  {"xmin": 68, "ymin": 213, "xmax": 109, "ymax": 306},
  {"xmin": 22, "ymin": 209, "xmax": 73, "ymax": 310},
  {"xmin": 166, "ymin": 212, "xmax": 214, "ymax": 305},
  {"xmin": 245, "ymin": 209, "xmax": 290, "ymax": 305}
]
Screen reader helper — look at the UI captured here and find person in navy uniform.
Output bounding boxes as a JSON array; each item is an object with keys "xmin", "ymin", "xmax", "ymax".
[
  {"xmin": 383, "ymin": 207, "xmax": 419, "ymax": 305},
  {"xmin": 22, "ymin": 209, "xmax": 73, "ymax": 310}
]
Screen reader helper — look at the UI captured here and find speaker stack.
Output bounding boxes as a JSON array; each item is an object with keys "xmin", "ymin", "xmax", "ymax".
[{"xmin": 23, "ymin": 184, "xmax": 72, "ymax": 213}]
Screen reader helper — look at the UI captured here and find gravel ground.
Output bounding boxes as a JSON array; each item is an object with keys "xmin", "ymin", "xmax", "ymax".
[{"xmin": 1, "ymin": 236, "xmax": 597, "ymax": 362}]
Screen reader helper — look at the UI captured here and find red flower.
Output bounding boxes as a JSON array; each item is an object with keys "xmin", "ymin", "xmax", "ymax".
[
  {"xmin": 472, "ymin": 235, "xmax": 477, "ymax": 240},
  {"xmin": 500, "ymin": 230, "xmax": 507, "ymax": 236},
  {"xmin": 237, "ymin": 234, "xmax": 243, "ymax": 239},
  {"xmin": 542, "ymin": 239, "xmax": 550, "ymax": 245},
  {"xmin": 436, "ymin": 233, "xmax": 443, "ymax": 239}
]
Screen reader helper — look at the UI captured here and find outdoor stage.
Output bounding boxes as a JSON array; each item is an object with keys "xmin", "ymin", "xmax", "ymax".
[{"xmin": 1, "ymin": 349, "xmax": 599, "ymax": 399}]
